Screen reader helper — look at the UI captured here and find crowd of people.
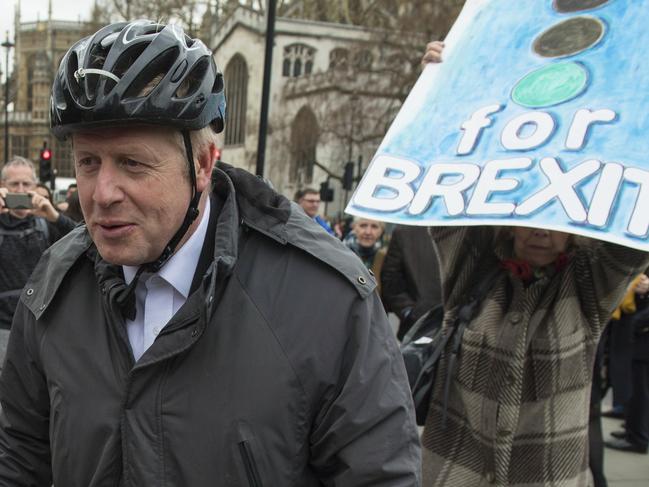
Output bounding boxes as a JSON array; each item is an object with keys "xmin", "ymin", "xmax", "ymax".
[{"xmin": 0, "ymin": 20, "xmax": 646, "ymax": 487}]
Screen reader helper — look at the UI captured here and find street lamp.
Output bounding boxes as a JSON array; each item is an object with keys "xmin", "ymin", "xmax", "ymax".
[
  {"xmin": 255, "ymin": 0, "xmax": 277, "ymax": 177},
  {"xmin": 1, "ymin": 31, "xmax": 15, "ymax": 165}
]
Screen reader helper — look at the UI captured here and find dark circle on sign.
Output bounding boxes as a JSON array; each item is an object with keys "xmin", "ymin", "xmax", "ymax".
[
  {"xmin": 553, "ymin": 0, "xmax": 610, "ymax": 13},
  {"xmin": 534, "ymin": 17, "xmax": 605, "ymax": 58}
]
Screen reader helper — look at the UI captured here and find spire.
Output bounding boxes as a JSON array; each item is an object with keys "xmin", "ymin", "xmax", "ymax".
[
  {"xmin": 14, "ymin": 0, "xmax": 21, "ymax": 33},
  {"xmin": 48, "ymin": 0, "xmax": 53, "ymax": 21}
]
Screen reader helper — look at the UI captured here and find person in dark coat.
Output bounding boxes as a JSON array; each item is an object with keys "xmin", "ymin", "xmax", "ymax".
[
  {"xmin": 381, "ymin": 225, "xmax": 442, "ymax": 340},
  {"xmin": 606, "ymin": 274, "xmax": 649, "ymax": 454},
  {"xmin": 0, "ymin": 21, "xmax": 421, "ymax": 487},
  {"xmin": 0, "ymin": 157, "xmax": 76, "ymax": 359},
  {"xmin": 603, "ymin": 316, "xmax": 636, "ymax": 418}
]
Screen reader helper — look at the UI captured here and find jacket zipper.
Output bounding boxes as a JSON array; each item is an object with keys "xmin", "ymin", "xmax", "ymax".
[{"xmin": 238, "ymin": 441, "xmax": 263, "ymax": 487}]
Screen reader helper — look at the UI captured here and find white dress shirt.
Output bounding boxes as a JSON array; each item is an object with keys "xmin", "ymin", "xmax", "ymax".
[{"xmin": 123, "ymin": 198, "xmax": 211, "ymax": 361}]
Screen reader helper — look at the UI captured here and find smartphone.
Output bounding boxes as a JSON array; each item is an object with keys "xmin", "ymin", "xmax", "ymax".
[{"xmin": 4, "ymin": 193, "xmax": 33, "ymax": 210}]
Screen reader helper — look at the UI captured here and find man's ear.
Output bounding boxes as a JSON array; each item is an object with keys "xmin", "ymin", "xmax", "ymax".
[{"xmin": 195, "ymin": 143, "xmax": 217, "ymax": 192}]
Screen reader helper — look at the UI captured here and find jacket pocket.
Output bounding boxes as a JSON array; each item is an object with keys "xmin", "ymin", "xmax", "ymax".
[
  {"xmin": 529, "ymin": 329, "xmax": 589, "ymax": 400},
  {"xmin": 229, "ymin": 421, "xmax": 267, "ymax": 487},
  {"xmin": 454, "ymin": 328, "xmax": 486, "ymax": 391},
  {"xmin": 238, "ymin": 439, "xmax": 264, "ymax": 487}
]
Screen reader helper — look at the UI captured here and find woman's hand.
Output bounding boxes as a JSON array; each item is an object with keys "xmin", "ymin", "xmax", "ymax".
[
  {"xmin": 634, "ymin": 274, "xmax": 649, "ymax": 295},
  {"xmin": 422, "ymin": 41, "xmax": 445, "ymax": 65}
]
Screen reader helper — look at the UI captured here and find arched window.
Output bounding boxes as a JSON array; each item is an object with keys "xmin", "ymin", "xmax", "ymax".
[
  {"xmin": 282, "ymin": 44, "xmax": 316, "ymax": 78},
  {"xmin": 290, "ymin": 106, "xmax": 319, "ymax": 184},
  {"xmin": 224, "ymin": 54, "xmax": 248, "ymax": 146},
  {"xmin": 354, "ymin": 49, "xmax": 374, "ymax": 71},
  {"xmin": 26, "ymin": 55, "xmax": 35, "ymax": 112},
  {"xmin": 293, "ymin": 58, "xmax": 302, "ymax": 77},
  {"xmin": 329, "ymin": 48, "xmax": 349, "ymax": 71}
]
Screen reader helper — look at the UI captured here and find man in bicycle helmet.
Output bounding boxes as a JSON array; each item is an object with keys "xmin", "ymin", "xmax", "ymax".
[{"xmin": 0, "ymin": 20, "xmax": 420, "ymax": 486}]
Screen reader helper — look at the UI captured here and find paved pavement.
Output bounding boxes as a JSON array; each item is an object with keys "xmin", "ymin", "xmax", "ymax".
[{"xmin": 602, "ymin": 416, "xmax": 649, "ymax": 487}]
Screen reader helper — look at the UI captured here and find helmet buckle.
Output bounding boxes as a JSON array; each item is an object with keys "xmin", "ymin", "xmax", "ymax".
[{"xmin": 74, "ymin": 67, "xmax": 121, "ymax": 84}]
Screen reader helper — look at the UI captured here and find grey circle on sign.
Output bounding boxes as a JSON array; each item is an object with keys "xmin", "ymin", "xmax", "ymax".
[
  {"xmin": 553, "ymin": 0, "xmax": 610, "ymax": 13},
  {"xmin": 533, "ymin": 16, "xmax": 605, "ymax": 58}
]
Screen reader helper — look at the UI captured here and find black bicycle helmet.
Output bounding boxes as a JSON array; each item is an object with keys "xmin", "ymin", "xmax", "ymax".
[
  {"xmin": 51, "ymin": 19, "xmax": 225, "ymax": 138},
  {"xmin": 50, "ymin": 20, "xmax": 226, "ymax": 299}
]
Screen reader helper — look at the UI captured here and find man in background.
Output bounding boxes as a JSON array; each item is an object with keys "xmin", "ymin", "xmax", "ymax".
[
  {"xmin": 0, "ymin": 157, "xmax": 75, "ymax": 360},
  {"xmin": 295, "ymin": 187, "xmax": 335, "ymax": 235},
  {"xmin": 381, "ymin": 225, "xmax": 442, "ymax": 340}
]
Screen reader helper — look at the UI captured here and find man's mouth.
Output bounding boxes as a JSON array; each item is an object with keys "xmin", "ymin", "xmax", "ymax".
[{"xmin": 95, "ymin": 220, "xmax": 135, "ymax": 238}]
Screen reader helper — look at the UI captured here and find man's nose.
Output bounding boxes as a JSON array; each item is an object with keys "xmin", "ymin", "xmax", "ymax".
[
  {"xmin": 532, "ymin": 228, "xmax": 549, "ymax": 237},
  {"xmin": 92, "ymin": 165, "xmax": 124, "ymax": 207}
]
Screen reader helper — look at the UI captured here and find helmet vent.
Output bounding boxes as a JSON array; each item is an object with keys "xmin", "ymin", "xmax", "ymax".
[
  {"xmin": 183, "ymin": 33, "xmax": 195, "ymax": 49},
  {"xmin": 106, "ymin": 42, "xmax": 149, "ymax": 94},
  {"xmin": 175, "ymin": 56, "xmax": 208, "ymax": 98},
  {"xmin": 66, "ymin": 51, "xmax": 82, "ymax": 101},
  {"xmin": 123, "ymin": 46, "xmax": 180, "ymax": 99},
  {"xmin": 79, "ymin": 42, "xmax": 111, "ymax": 104},
  {"xmin": 212, "ymin": 72, "xmax": 224, "ymax": 94}
]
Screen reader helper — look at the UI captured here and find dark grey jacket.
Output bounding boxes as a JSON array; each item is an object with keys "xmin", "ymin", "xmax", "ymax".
[
  {"xmin": 0, "ymin": 164, "xmax": 420, "ymax": 486},
  {"xmin": 381, "ymin": 225, "xmax": 441, "ymax": 340}
]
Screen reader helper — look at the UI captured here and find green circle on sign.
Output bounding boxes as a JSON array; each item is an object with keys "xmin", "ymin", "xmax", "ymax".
[{"xmin": 511, "ymin": 62, "xmax": 588, "ymax": 108}]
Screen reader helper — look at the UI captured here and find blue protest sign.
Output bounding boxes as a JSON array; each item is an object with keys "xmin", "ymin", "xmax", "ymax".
[{"xmin": 346, "ymin": 0, "xmax": 649, "ymax": 250}]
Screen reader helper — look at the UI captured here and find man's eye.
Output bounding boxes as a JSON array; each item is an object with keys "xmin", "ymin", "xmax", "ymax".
[
  {"xmin": 77, "ymin": 158, "xmax": 96, "ymax": 167},
  {"xmin": 124, "ymin": 159, "xmax": 141, "ymax": 168}
]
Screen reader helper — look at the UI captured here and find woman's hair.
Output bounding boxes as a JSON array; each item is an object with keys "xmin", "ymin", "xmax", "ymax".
[
  {"xmin": 36, "ymin": 183, "xmax": 53, "ymax": 202},
  {"xmin": 63, "ymin": 190, "xmax": 84, "ymax": 223},
  {"xmin": 352, "ymin": 216, "xmax": 385, "ymax": 229}
]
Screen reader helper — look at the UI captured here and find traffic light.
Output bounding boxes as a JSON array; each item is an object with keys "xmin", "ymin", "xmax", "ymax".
[
  {"xmin": 342, "ymin": 161, "xmax": 354, "ymax": 190},
  {"xmin": 320, "ymin": 180, "xmax": 334, "ymax": 202},
  {"xmin": 39, "ymin": 143, "xmax": 52, "ymax": 183}
]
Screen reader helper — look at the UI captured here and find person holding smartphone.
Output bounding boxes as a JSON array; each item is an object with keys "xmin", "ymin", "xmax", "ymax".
[{"xmin": 0, "ymin": 157, "xmax": 76, "ymax": 344}]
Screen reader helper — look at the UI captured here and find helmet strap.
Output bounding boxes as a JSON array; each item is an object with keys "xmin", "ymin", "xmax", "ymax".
[
  {"xmin": 142, "ymin": 130, "xmax": 202, "ymax": 273},
  {"xmin": 118, "ymin": 130, "xmax": 202, "ymax": 319}
]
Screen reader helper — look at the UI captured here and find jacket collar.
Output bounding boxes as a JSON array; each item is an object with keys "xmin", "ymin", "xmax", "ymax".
[
  {"xmin": 210, "ymin": 163, "xmax": 374, "ymax": 299},
  {"xmin": 21, "ymin": 226, "xmax": 94, "ymax": 319}
]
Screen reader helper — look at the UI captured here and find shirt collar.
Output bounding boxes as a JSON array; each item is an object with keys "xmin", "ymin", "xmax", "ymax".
[{"xmin": 123, "ymin": 197, "xmax": 211, "ymax": 299}]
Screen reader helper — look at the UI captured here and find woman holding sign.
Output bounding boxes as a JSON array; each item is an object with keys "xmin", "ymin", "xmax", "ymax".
[{"xmin": 420, "ymin": 43, "xmax": 649, "ymax": 487}]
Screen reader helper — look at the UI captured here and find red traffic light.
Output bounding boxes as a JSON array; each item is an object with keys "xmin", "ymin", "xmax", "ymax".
[{"xmin": 41, "ymin": 149, "xmax": 52, "ymax": 160}]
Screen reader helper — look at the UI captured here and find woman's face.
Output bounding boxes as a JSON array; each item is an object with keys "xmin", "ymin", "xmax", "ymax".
[
  {"xmin": 512, "ymin": 227, "xmax": 570, "ymax": 267},
  {"xmin": 353, "ymin": 219, "xmax": 383, "ymax": 248}
]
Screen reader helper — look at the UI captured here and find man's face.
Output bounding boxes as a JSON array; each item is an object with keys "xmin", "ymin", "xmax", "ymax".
[
  {"xmin": 353, "ymin": 219, "xmax": 383, "ymax": 248},
  {"xmin": 298, "ymin": 192, "xmax": 320, "ymax": 218},
  {"xmin": 512, "ymin": 227, "xmax": 570, "ymax": 267},
  {"xmin": 73, "ymin": 126, "xmax": 195, "ymax": 266},
  {"xmin": 1, "ymin": 165, "xmax": 37, "ymax": 218}
]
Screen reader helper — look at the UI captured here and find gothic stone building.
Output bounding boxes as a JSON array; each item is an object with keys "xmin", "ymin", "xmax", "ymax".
[
  {"xmin": 0, "ymin": 8, "xmax": 96, "ymax": 179},
  {"xmin": 211, "ymin": 6, "xmax": 415, "ymax": 216}
]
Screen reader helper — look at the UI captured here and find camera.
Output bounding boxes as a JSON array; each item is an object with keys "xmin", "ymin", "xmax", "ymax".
[{"xmin": 3, "ymin": 193, "xmax": 33, "ymax": 210}]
